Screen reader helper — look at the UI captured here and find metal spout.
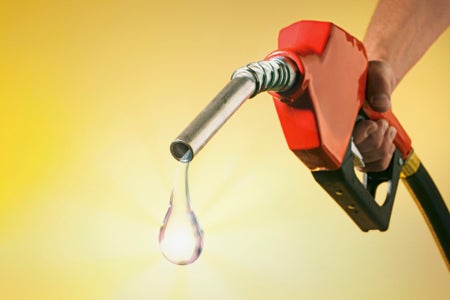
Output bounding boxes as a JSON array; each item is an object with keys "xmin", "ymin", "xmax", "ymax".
[{"xmin": 170, "ymin": 57, "xmax": 298, "ymax": 162}]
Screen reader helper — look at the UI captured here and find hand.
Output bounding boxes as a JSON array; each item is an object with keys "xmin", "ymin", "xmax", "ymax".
[
  {"xmin": 353, "ymin": 60, "xmax": 397, "ymax": 172},
  {"xmin": 353, "ymin": 119, "xmax": 397, "ymax": 172}
]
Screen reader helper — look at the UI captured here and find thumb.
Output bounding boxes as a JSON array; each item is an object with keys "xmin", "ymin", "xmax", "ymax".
[{"xmin": 366, "ymin": 60, "xmax": 396, "ymax": 113}]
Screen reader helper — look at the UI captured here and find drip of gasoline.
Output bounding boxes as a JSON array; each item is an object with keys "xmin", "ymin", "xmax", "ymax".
[{"xmin": 159, "ymin": 151, "xmax": 204, "ymax": 265}]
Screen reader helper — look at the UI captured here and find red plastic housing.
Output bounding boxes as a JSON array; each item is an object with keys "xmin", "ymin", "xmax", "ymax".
[{"xmin": 267, "ymin": 21, "xmax": 412, "ymax": 170}]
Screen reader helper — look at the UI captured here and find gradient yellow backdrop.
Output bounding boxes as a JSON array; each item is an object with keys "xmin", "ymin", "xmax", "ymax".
[{"xmin": 1, "ymin": 1, "xmax": 449, "ymax": 299}]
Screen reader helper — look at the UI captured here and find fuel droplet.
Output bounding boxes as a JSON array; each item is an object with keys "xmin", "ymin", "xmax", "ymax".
[{"xmin": 159, "ymin": 151, "xmax": 204, "ymax": 265}]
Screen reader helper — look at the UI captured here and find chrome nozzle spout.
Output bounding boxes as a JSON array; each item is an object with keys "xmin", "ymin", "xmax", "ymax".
[
  {"xmin": 170, "ymin": 57, "xmax": 298, "ymax": 162},
  {"xmin": 170, "ymin": 76, "xmax": 256, "ymax": 162}
]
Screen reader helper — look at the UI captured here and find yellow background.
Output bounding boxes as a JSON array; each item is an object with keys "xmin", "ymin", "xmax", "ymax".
[{"xmin": 1, "ymin": 0, "xmax": 449, "ymax": 299}]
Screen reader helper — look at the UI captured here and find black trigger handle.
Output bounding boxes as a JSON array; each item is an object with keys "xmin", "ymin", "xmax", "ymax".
[{"xmin": 312, "ymin": 144, "xmax": 402, "ymax": 232}]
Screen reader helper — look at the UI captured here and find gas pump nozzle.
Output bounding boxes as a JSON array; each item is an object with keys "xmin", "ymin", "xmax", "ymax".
[
  {"xmin": 170, "ymin": 20, "xmax": 449, "ymax": 267},
  {"xmin": 170, "ymin": 21, "xmax": 403, "ymax": 231}
]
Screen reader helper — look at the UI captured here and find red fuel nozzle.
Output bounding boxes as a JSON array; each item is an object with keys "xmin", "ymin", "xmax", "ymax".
[
  {"xmin": 266, "ymin": 20, "xmax": 415, "ymax": 232},
  {"xmin": 267, "ymin": 21, "xmax": 412, "ymax": 170},
  {"xmin": 170, "ymin": 20, "xmax": 411, "ymax": 232}
]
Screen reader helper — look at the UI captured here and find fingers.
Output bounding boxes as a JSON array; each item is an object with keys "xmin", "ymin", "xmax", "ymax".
[
  {"xmin": 366, "ymin": 61, "xmax": 396, "ymax": 113},
  {"xmin": 353, "ymin": 119, "xmax": 397, "ymax": 172},
  {"xmin": 352, "ymin": 119, "xmax": 377, "ymax": 144}
]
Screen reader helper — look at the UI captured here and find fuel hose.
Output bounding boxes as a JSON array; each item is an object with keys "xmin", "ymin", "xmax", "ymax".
[{"xmin": 401, "ymin": 151, "xmax": 450, "ymax": 269}]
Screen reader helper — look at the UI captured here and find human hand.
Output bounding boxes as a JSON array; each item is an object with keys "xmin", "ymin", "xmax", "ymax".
[
  {"xmin": 353, "ymin": 60, "xmax": 397, "ymax": 172},
  {"xmin": 353, "ymin": 119, "xmax": 397, "ymax": 172}
]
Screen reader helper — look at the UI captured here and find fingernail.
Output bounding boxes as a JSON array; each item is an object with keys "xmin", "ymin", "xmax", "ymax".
[
  {"xmin": 369, "ymin": 93, "xmax": 391, "ymax": 112},
  {"xmin": 389, "ymin": 127, "xmax": 397, "ymax": 140}
]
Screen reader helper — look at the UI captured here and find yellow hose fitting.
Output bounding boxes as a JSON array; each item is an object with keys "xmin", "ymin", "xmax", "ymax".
[{"xmin": 401, "ymin": 150, "xmax": 421, "ymax": 178}]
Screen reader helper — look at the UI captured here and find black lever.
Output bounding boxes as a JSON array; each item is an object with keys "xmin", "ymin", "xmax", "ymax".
[{"xmin": 312, "ymin": 144, "xmax": 402, "ymax": 232}]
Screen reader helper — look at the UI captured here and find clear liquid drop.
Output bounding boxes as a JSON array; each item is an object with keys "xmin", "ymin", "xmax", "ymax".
[{"xmin": 159, "ymin": 152, "xmax": 203, "ymax": 265}]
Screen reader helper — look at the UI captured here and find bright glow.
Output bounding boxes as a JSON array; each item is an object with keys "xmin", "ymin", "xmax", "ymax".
[{"xmin": 159, "ymin": 208, "xmax": 203, "ymax": 265}]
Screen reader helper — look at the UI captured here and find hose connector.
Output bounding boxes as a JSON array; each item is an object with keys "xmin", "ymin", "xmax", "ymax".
[{"xmin": 232, "ymin": 57, "xmax": 298, "ymax": 97}]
